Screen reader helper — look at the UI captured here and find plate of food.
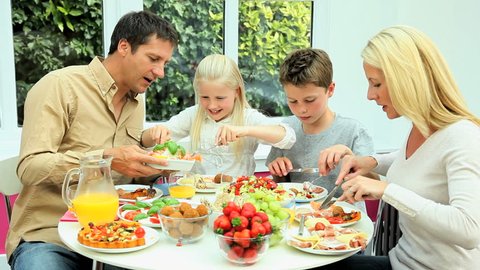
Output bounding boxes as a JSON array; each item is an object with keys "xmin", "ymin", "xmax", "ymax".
[
  {"xmin": 295, "ymin": 201, "xmax": 362, "ymax": 227},
  {"xmin": 77, "ymin": 221, "xmax": 159, "ymax": 253},
  {"xmin": 177, "ymin": 174, "xmax": 229, "ymax": 193},
  {"xmin": 147, "ymin": 141, "xmax": 200, "ymax": 171},
  {"xmin": 117, "ymin": 197, "xmax": 180, "ymax": 228},
  {"xmin": 280, "ymin": 182, "xmax": 327, "ymax": 203},
  {"xmin": 115, "ymin": 184, "xmax": 163, "ymax": 203},
  {"xmin": 286, "ymin": 216, "xmax": 368, "ymax": 255}
]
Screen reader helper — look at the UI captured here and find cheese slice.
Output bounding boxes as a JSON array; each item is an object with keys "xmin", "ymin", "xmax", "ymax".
[
  {"xmin": 304, "ymin": 217, "xmax": 330, "ymax": 229},
  {"xmin": 336, "ymin": 232, "xmax": 368, "ymax": 244}
]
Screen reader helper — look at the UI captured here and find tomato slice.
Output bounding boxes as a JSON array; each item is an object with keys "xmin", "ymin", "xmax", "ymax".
[
  {"xmin": 135, "ymin": 227, "xmax": 146, "ymax": 238},
  {"xmin": 327, "ymin": 216, "xmax": 344, "ymax": 224}
]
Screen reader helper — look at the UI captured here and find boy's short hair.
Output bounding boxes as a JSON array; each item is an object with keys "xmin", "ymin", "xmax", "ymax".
[{"xmin": 279, "ymin": 48, "xmax": 333, "ymax": 88}]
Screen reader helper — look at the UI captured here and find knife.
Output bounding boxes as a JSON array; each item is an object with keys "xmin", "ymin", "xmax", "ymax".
[
  {"xmin": 290, "ymin": 168, "xmax": 319, "ymax": 174},
  {"xmin": 319, "ymin": 180, "xmax": 343, "ymax": 209}
]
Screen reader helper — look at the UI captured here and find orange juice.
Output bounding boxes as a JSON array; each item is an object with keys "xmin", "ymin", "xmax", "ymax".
[
  {"xmin": 169, "ymin": 185, "xmax": 195, "ymax": 199},
  {"xmin": 72, "ymin": 193, "xmax": 119, "ymax": 228}
]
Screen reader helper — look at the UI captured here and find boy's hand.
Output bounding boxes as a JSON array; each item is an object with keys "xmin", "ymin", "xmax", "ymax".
[
  {"xmin": 318, "ymin": 144, "xmax": 353, "ymax": 176},
  {"xmin": 267, "ymin": 157, "xmax": 293, "ymax": 177}
]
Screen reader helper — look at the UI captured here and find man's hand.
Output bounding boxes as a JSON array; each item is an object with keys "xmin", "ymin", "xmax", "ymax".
[{"xmin": 104, "ymin": 145, "xmax": 168, "ymax": 178}]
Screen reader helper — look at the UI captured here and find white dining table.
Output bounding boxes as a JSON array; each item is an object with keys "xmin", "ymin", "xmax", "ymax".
[{"xmin": 58, "ymin": 192, "xmax": 374, "ymax": 270}]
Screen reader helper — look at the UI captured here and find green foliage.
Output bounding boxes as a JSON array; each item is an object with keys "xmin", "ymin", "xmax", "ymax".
[
  {"xmin": 12, "ymin": 0, "xmax": 103, "ymax": 125},
  {"xmin": 13, "ymin": 0, "xmax": 310, "ymax": 123}
]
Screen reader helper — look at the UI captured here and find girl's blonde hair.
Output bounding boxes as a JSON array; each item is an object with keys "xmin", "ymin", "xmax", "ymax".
[
  {"xmin": 362, "ymin": 25, "xmax": 479, "ymax": 137},
  {"xmin": 190, "ymin": 54, "xmax": 251, "ymax": 159}
]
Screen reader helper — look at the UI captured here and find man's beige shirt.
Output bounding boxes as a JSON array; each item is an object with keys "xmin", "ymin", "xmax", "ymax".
[{"xmin": 6, "ymin": 57, "xmax": 145, "ymax": 258}]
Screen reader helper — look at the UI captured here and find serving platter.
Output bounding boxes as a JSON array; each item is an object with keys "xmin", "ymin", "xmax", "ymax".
[
  {"xmin": 115, "ymin": 184, "xmax": 163, "ymax": 203},
  {"xmin": 280, "ymin": 182, "xmax": 327, "ymax": 203}
]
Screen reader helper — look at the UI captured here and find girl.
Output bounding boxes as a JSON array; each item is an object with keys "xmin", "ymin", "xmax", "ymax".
[{"xmin": 142, "ymin": 54, "xmax": 295, "ymax": 176}]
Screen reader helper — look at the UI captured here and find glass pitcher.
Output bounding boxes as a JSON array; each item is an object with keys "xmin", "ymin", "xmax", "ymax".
[{"xmin": 62, "ymin": 155, "xmax": 119, "ymax": 228}]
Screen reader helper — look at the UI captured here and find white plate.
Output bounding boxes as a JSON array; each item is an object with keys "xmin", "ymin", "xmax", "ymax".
[
  {"xmin": 280, "ymin": 182, "xmax": 328, "ymax": 203},
  {"xmin": 177, "ymin": 175, "xmax": 222, "ymax": 193},
  {"xmin": 147, "ymin": 159, "xmax": 195, "ymax": 171},
  {"xmin": 78, "ymin": 226, "xmax": 159, "ymax": 253},
  {"xmin": 294, "ymin": 201, "xmax": 361, "ymax": 227},
  {"xmin": 115, "ymin": 185, "xmax": 163, "ymax": 203},
  {"xmin": 117, "ymin": 204, "xmax": 162, "ymax": 228}
]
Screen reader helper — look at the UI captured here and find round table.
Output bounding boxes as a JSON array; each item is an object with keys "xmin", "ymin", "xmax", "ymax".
[{"xmin": 58, "ymin": 192, "xmax": 374, "ymax": 270}]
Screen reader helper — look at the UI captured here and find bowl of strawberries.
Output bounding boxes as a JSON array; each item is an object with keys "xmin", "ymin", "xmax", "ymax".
[{"xmin": 213, "ymin": 202, "xmax": 272, "ymax": 265}]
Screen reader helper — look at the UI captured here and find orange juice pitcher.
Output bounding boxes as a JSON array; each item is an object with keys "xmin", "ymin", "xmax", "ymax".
[{"xmin": 62, "ymin": 155, "xmax": 119, "ymax": 228}]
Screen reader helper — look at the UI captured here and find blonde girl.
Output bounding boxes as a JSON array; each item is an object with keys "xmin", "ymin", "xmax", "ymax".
[{"xmin": 142, "ymin": 54, "xmax": 295, "ymax": 176}]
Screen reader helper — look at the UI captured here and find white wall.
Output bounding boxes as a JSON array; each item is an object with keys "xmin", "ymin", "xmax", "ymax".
[{"xmin": 318, "ymin": 0, "xmax": 480, "ymax": 152}]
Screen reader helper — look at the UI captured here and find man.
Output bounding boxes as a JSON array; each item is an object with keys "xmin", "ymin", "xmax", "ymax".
[{"xmin": 7, "ymin": 11, "xmax": 179, "ymax": 270}]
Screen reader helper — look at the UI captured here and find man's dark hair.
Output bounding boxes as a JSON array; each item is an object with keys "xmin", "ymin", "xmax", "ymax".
[{"xmin": 108, "ymin": 10, "xmax": 179, "ymax": 55}]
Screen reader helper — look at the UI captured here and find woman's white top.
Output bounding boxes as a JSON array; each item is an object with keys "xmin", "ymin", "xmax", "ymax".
[{"xmin": 374, "ymin": 120, "xmax": 480, "ymax": 270}]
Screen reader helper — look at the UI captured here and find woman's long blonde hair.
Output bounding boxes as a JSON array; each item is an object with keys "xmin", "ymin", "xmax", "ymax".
[
  {"xmin": 362, "ymin": 25, "xmax": 479, "ymax": 137},
  {"xmin": 190, "ymin": 54, "xmax": 251, "ymax": 159}
]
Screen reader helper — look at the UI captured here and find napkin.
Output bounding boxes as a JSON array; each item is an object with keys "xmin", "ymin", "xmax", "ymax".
[{"xmin": 60, "ymin": 211, "xmax": 78, "ymax": 222}]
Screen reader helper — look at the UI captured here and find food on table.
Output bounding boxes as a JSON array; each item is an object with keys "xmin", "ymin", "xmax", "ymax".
[
  {"xmin": 159, "ymin": 201, "xmax": 212, "ymax": 244},
  {"xmin": 118, "ymin": 197, "xmax": 180, "ymax": 226},
  {"xmin": 287, "ymin": 217, "xmax": 367, "ymax": 251},
  {"xmin": 309, "ymin": 202, "xmax": 361, "ymax": 225},
  {"xmin": 213, "ymin": 202, "xmax": 272, "ymax": 265},
  {"xmin": 116, "ymin": 187, "xmax": 156, "ymax": 200},
  {"xmin": 214, "ymin": 173, "xmax": 233, "ymax": 184},
  {"xmin": 77, "ymin": 221, "xmax": 146, "ymax": 249},
  {"xmin": 288, "ymin": 182, "xmax": 325, "ymax": 200},
  {"xmin": 149, "ymin": 140, "xmax": 202, "ymax": 161}
]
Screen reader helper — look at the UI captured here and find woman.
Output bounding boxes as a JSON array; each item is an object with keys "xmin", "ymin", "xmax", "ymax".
[{"xmin": 320, "ymin": 25, "xmax": 480, "ymax": 270}]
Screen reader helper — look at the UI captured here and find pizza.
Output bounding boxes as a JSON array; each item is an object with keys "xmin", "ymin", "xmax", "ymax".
[{"xmin": 77, "ymin": 221, "xmax": 146, "ymax": 249}]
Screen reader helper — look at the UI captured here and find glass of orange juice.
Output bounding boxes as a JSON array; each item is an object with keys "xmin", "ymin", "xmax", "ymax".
[
  {"xmin": 168, "ymin": 171, "xmax": 196, "ymax": 199},
  {"xmin": 72, "ymin": 193, "xmax": 119, "ymax": 228}
]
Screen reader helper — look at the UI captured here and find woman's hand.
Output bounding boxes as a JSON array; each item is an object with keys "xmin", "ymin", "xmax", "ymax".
[
  {"xmin": 267, "ymin": 157, "xmax": 293, "ymax": 177},
  {"xmin": 338, "ymin": 175, "xmax": 388, "ymax": 203},
  {"xmin": 334, "ymin": 155, "xmax": 378, "ymax": 185},
  {"xmin": 317, "ymin": 144, "xmax": 353, "ymax": 176}
]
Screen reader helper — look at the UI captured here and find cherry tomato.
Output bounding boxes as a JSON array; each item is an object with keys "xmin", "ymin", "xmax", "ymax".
[
  {"xmin": 135, "ymin": 227, "xmax": 146, "ymax": 238},
  {"xmin": 124, "ymin": 210, "xmax": 141, "ymax": 221},
  {"xmin": 327, "ymin": 217, "xmax": 344, "ymax": 224}
]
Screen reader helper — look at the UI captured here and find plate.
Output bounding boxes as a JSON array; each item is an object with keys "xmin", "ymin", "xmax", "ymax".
[
  {"xmin": 280, "ymin": 182, "xmax": 327, "ymax": 203},
  {"xmin": 78, "ymin": 226, "xmax": 159, "ymax": 253},
  {"xmin": 286, "ymin": 226, "xmax": 365, "ymax": 255},
  {"xmin": 294, "ymin": 201, "xmax": 361, "ymax": 227},
  {"xmin": 115, "ymin": 184, "xmax": 163, "ymax": 203},
  {"xmin": 117, "ymin": 204, "xmax": 162, "ymax": 228},
  {"xmin": 177, "ymin": 175, "xmax": 222, "ymax": 193},
  {"xmin": 147, "ymin": 159, "xmax": 195, "ymax": 171}
]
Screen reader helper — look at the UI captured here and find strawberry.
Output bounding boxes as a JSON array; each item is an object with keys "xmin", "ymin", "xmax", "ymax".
[
  {"xmin": 254, "ymin": 212, "xmax": 269, "ymax": 223},
  {"xmin": 250, "ymin": 222, "xmax": 266, "ymax": 238},
  {"xmin": 232, "ymin": 216, "xmax": 249, "ymax": 231},
  {"xmin": 251, "ymin": 215, "xmax": 263, "ymax": 224},
  {"xmin": 243, "ymin": 247, "xmax": 258, "ymax": 264},
  {"xmin": 214, "ymin": 215, "xmax": 232, "ymax": 234},
  {"xmin": 262, "ymin": 221, "xmax": 272, "ymax": 234},
  {"xmin": 223, "ymin": 201, "xmax": 241, "ymax": 216},
  {"xmin": 240, "ymin": 203, "xmax": 256, "ymax": 218},
  {"xmin": 234, "ymin": 229, "xmax": 251, "ymax": 248},
  {"xmin": 227, "ymin": 245, "xmax": 244, "ymax": 261}
]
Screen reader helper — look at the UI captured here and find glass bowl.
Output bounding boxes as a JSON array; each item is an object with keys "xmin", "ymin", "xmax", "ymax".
[
  {"xmin": 158, "ymin": 202, "xmax": 212, "ymax": 245},
  {"xmin": 269, "ymin": 211, "xmax": 290, "ymax": 246},
  {"xmin": 215, "ymin": 233, "xmax": 271, "ymax": 265}
]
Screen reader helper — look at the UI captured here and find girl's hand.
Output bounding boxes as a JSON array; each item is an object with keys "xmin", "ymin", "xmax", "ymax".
[
  {"xmin": 267, "ymin": 157, "xmax": 293, "ymax": 177},
  {"xmin": 338, "ymin": 175, "xmax": 388, "ymax": 203},
  {"xmin": 215, "ymin": 125, "xmax": 248, "ymax": 145},
  {"xmin": 317, "ymin": 144, "xmax": 353, "ymax": 176},
  {"xmin": 144, "ymin": 125, "xmax": 171, "ymax": 146},
  {"xmin": 334, "ymin": 155, "xmax": 378, "ymax": 185}
]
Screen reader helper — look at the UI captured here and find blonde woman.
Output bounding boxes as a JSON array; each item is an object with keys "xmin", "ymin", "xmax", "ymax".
[
  {"xmin": 318, "ymin": 26, "xmax": 480, "ymax": 270},
  {"xmin": 142, "ymin": 54, "xmax": 295, "ymax": 176}
]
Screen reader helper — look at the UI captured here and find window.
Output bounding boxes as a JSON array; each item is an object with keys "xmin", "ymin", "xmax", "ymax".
[{"xmin": 12, "ymin": 0, "xmax": 103, "ymax": 126}]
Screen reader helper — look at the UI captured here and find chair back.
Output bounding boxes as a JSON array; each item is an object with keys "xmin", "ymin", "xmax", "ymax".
[
  {"xmin": 0, "ymin": 156, "xmax": 22, "ymax": 221},
  {"xmin": 372, "ymin": 200, "xmax": 402, "ymax": 256}
]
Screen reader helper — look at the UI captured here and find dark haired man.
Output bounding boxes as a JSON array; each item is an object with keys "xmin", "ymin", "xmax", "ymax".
[{"xmin": 7, "ymin": 11, "xmax": 179, "ymax": 270}]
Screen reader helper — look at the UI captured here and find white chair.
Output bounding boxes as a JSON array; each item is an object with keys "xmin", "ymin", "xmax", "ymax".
[{"xmin": 0, "ymin": 156, "xmax": 22, "ymax": 221}]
